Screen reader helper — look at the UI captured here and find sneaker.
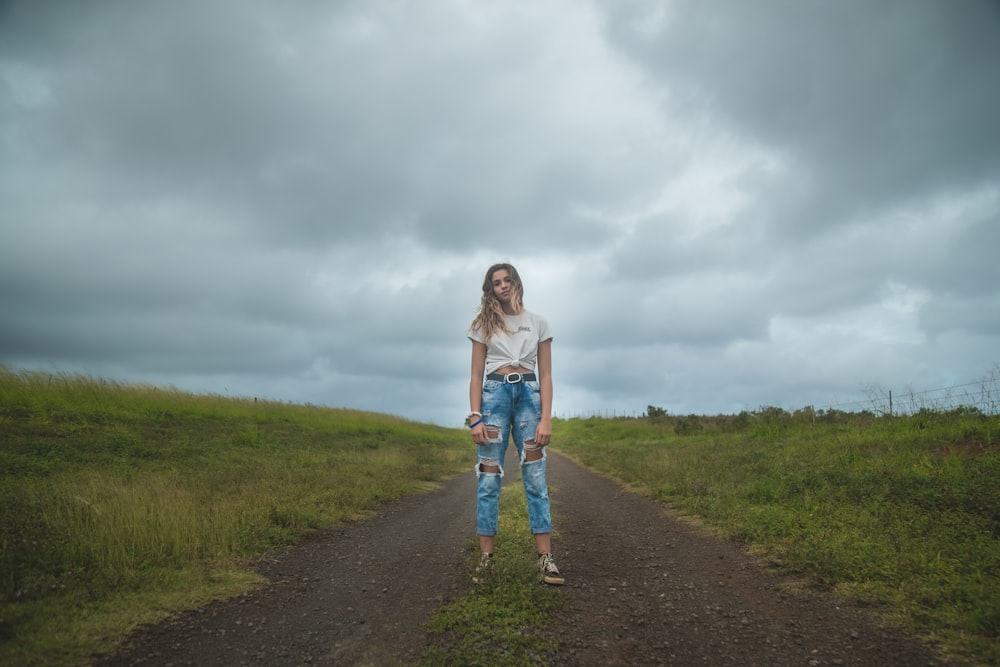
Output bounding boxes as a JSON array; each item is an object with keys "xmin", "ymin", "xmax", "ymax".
[
  {"xmin": 538, "ymin": 553, "xmax": 564, "ymax": 585},
  {"xmin": 472, "ymin": 552, "xmax": 493, "ymax": 584}
]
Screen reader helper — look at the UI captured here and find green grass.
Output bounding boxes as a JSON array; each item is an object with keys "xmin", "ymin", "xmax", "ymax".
[
  {"xmin": 0, "ymin": 367, "xmax": 470, "ymax": 666},
  {"xmin": 5, "ymin": 365, "xmax": 999, "ymax": 665},
  {"xmin": 552, "ymin": 407, "xmax": 1000, "ymax": 665},
  {"xmin": 420, "ymin": 485, "xmax": 564, "ymax": 666}
]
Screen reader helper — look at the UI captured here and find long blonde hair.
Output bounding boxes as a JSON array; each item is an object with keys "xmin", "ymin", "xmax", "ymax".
[{"xmin": 471, "ymin": 263, "xmax": 524, "ymax": 343}]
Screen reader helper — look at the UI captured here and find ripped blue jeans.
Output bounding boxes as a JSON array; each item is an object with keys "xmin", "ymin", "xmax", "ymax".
[{"xmin": 476, "ymin": 378, "xmax": 552, "ymax": 536}]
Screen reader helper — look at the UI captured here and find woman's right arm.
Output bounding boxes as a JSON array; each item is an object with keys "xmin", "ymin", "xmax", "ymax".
[
  {"xmin": 469, "ymin": 341, "xmax": 487, "ymax": 442},
  {"xmin": 469, "ymin": 341, "xmax": 486, "ymax": 413}
]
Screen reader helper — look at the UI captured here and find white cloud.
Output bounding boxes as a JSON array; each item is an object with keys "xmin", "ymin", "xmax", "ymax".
[{"xmin": 2, "ymin": 0, "xmax": 998, "ymax": 425}]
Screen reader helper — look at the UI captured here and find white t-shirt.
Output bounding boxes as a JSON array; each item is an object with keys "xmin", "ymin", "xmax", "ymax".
[{"xmin": 468, "ymin": 310, "xmax": 553, "ymax": 376}]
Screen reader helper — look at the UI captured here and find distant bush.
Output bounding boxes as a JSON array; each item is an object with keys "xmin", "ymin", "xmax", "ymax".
[
  {"xmin": 673, "ymin": 415, "xmax": 703, "ymax": 436},
  {"xmin": 646, "ymin": 405, "xmax": 668, "ymax": 420}
]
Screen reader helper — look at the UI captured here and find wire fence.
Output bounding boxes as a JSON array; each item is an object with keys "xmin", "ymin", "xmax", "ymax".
[
  {"xmin": 556, "ymin": 408, "xmax": 647, "ymax": 420},
  {"xmin": 558, "ymin": 366, "xmax": 1000, "ymax": 419},
  {"xmin": 820, "ymin": 370, "xmax": 1000, "ymax": 417}
]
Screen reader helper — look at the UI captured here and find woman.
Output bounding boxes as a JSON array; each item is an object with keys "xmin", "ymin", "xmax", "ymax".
[{"xmin": 467, "ymin": 262, "xmax": 563, "ymax": 585}]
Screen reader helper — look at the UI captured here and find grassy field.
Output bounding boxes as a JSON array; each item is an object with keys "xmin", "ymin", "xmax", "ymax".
[
  {"xmin": 552, "ymin": 407, "xmax": 1000, "ymax": 665},
  {"xmin": 0, "ymin": 367, "xmax": 470, "ymax": 665},
  {"xmin": 3, "ymin": 367, "xmax": 998, "ymax": 665}
]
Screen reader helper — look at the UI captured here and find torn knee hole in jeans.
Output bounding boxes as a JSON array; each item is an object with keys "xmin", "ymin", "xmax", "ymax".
[
  {"xmin": 478, "ymin": 458, "xmax": 502, "ymax": 475},
  {"xmin": 484, "ymin": 425, "xmax": 501, "ymax": 442},
  {"xmin": 522, "ymin": 439, "xmax": 544, "ymax": 462}
]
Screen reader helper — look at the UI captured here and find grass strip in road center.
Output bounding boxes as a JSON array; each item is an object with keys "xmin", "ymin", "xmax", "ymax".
[{"xmin": 420, "ymin": 484, "xmax": 564, "ymax": 666}]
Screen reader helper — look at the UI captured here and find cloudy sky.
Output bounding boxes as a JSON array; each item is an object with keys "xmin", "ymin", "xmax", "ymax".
[{"xmin": 2, "ymin": 1, "xmax": 999, "ymax": 426}]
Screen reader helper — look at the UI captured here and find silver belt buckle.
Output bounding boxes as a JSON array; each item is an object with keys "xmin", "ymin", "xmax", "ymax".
[{"xmin": 505, "ymin": 372, "xmax": 522, "ymax": 384}]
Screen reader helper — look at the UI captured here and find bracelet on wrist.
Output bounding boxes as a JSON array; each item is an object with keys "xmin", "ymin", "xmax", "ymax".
[{"xmin": 468, "ymin": 418, "xmax": 483, "ymax": 429}]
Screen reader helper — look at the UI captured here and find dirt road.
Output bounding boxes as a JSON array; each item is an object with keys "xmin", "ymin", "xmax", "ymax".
[{"xmin": 99, "ymin": 449, "xmax": 942, "ymax": 666}]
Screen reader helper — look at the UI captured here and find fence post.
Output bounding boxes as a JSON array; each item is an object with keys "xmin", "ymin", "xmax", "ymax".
[{"xmin": 889, "ymin": 390, "xmax": 893, "ymax": 417}]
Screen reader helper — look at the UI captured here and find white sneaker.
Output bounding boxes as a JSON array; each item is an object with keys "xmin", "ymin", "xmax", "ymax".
[{"xmin": 538, "ymin": 553, "xmax": 564, "ymax": 585}]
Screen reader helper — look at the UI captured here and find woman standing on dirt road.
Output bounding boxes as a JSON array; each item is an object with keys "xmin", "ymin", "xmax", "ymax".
[{"xmin": 467, "ymin": 262, "xmax": 564, "ymax": 586}]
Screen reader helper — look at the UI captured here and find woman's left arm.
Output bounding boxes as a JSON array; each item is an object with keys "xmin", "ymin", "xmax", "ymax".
[{"xmin": 535, "ymin": 338, "xmax": 553, "ymax": 446}]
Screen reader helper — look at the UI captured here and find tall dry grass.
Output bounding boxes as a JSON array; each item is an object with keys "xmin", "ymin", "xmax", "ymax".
[{"xmin": 0, "ymin": 367, "xmax": 469, "ymax": 665}]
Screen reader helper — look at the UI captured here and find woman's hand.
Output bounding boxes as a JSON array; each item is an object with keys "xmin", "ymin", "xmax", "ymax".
[
  {"xmin": 533, "ymin": 417, "xmax": 552, "ymax": 447},
  {"xmin": 471, "ymin": 422, "xmax": 487, "ymax": 445}
]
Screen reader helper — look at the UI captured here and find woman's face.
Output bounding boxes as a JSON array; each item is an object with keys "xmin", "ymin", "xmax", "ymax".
[{"xmin": 490, "ymin": 269, "xmax": 515, "ymax": 304}]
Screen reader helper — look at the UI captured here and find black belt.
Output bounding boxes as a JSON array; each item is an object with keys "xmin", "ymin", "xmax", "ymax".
[{"xmin": 487, "ymin": 372, "xmax": 536, "ymax": 384}]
